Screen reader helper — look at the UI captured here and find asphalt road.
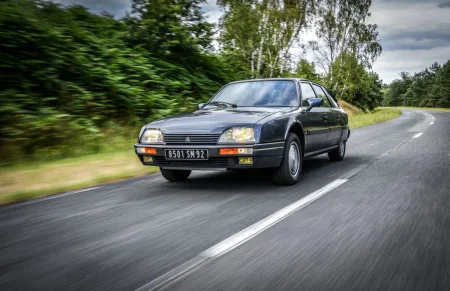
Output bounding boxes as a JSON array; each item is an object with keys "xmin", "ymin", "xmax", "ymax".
[{"xmin": 1, "ymin": 109, "xmax": 449, "ymax": 291}]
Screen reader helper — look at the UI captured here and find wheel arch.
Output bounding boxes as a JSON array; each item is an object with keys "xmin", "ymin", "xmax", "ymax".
[{"xmin": 286, "ymin": 122, "xmax": 305, "ymax": 156}]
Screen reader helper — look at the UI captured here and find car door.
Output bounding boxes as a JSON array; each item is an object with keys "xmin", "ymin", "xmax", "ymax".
[
  {"xmin": 312, "ymin": 84, "xmax": 342, "ymax": 147},
  {"xmin": 300, "ymin": 82, "xmax": 329, "ymax": 152},
  {"xmin": 324, "ymin": 87, "xmax": 347, "ymax": 144}
]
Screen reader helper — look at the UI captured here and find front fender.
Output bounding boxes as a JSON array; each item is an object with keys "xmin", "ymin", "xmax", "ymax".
[
  {"xmin": 256, "ymin": 110, "xmax": 301, "ymax": 143},
  {"xmin": 283, "ymin": 121, "xmax": 305, "ymax": 140}
]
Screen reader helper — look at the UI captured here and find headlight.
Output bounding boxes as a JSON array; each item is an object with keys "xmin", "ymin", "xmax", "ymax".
[
  {"xmin": 140, "ymin": 129, "xmax": 163, "ymax": 144},
  {"xmin": 218, "ymin": 127, "xmax": 255, "ymax": 144}
]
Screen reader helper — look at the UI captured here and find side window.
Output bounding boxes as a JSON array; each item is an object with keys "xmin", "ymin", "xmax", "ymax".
[
  {"xmin": 300, "ymin": 83, "xmax": 317, "ymax": 107},
  {"xmin": 312, "ymin": 84, "xmax": 331, "ymax": 107},
  {"xmin": 322, "ymin": 87, "xmax": 339, "ymax": 108}
]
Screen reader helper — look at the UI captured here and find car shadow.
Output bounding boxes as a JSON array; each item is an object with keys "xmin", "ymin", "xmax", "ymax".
[{"xmin": 157, "ymin": 155, "xmax": 368, "ymax": 192}]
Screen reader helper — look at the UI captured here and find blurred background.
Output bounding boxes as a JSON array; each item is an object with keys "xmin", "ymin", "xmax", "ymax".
[{"xmin": 0, "ymin": 0, "xmax": 449, "ymax": 203}]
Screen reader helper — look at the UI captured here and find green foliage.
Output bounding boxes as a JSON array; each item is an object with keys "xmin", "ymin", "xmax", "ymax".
[
  {"xmin": 0, "ymin": 0, "xmax": 233, "ymax": 165},
  {"xmin": 218, "ymin": 0, "xmax": 316, "ymax": 78},
  {"xmin": 292, "ymin": 59, "xmax": 322, "ymax": 82},
  {"xmin": 383, "ymin": 61, "xmax": 450, "ymax": 108},
  {"xmin": 291, "ymin": 55, "xmax": 383, "ymax": 110},
  {"xmin": 309, "ymin": 0, "xmax": 382, "ymax": 110}
]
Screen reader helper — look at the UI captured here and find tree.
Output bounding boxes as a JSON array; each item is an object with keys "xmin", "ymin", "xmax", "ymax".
[
  {"xmin": 310, "ymin": 0, "xmax": 382, "ymax": 98},
  {"xmin": 218, "ymin": 0, "xmax": 317, "ymax": 79},
  {"xmin": 383, "ymin": 60, "xmax": 450, "ymax": 108},
  {"xmin": 0, "ymin": 0, "xmax": 233, "ymax": 164},
  {"xmin": 293, "ymin": 59, "xmax": 321, "ymax": 82}
]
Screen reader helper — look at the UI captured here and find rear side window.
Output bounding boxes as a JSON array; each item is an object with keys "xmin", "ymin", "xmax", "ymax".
[
  {"xmin": 312, "ymin": 84, "xmax": 331, "ymax": 107},
  {"xmin": 322, "ymin": 87, "xmax": 339, "ymax": 108},
  {"xmin": 300, "ymin": 83, "xmax": 317, "ymax": 106}
]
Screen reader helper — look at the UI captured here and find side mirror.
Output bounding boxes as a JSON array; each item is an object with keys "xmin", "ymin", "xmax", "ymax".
[
  {"xmin": 198, "ymin": 103, "xmax": 205, "ymax": 110},
  {"xmin": 306, "ymin": 98, "xmax": 323, "ymax": 111}
]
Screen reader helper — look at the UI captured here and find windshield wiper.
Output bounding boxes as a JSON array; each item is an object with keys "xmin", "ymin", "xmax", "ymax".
[{"xmin": 202, "ymin": 101, "xmax": 237, "ymax": 108}]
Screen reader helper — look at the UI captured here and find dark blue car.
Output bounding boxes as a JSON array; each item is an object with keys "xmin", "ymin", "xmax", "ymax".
[{"xmin": 135, "ymin": 78, "xmax": 350, "ymax": 185}]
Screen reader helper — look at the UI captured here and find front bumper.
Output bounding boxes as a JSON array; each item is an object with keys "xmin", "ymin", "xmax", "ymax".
[{"xmin": 134, "ymin": 141, "xmax": 285, "ymax": 170}]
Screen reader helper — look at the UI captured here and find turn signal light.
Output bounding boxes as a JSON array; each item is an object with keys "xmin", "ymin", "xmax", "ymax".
[
  {"xmin": 219, "ymin": 148, "xmax": 238, "ymax": 155},
  {"xmin": 219, "ymin": 148, "xmax": 253, "ymax": 155},
  {"xmin": 137, "ymin": 147, "xmax": 156, "ymax": 155}
]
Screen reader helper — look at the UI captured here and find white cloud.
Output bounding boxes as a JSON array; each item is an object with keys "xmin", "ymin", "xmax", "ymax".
[
  {"xmin": 369, "ymin": 0, "xmax": 450, "ymax": 82},
  {"xmin": 373, "ymin": 46, "xmax": 450, "ymax": 81}
]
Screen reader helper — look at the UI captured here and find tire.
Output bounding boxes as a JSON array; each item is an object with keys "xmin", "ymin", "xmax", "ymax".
[
  {"xmin": 272, "ymin": 133, "xmax": 303, "ymax": 185},
  {"xmin": 328, "ymin": 140, "xmax": 346, "ymax": 161},
  {"xmin": 160, "ymin": 169, "xmax": 191, "ymax": 182}
]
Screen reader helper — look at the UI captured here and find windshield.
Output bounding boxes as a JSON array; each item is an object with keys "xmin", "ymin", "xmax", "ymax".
[{"xmin": 210, "ymin": 80, "xmax": 299, "ymax": 107}]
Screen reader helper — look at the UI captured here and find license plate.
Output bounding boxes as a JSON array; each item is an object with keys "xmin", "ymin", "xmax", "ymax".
[{"xmin": 165, "ymin": 149, "xmax": 208, "ymax": 160}]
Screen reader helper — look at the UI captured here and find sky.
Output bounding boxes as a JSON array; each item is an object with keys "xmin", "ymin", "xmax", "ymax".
[{"xmin": 54, "ymin": 0, "xmax": 450, "ymax": 84}]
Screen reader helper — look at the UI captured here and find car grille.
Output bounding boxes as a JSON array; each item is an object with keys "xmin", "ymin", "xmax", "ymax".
[
  {"xmin": 163, "ymin": 134, "xmax": 220, "ymax": 145},
  {"xmin": 153, "ymin": 157, "xmax": 229, "ymax": 168}
]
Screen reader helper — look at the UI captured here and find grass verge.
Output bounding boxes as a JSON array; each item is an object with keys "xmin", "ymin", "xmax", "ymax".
[
  {"xmin": 397, "ymin": 107, "xmax": 450, "ymax": 112},
  {"xmin": 349, "ymin": 108, "xmax": 402, "ymax": 129},
  {"xmin": 0, "ymin": 151, "xmax": 158, "ymax": 205}
]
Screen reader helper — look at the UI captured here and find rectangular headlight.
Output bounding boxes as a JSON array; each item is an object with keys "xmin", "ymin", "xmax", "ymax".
[
  {"xmin": 140, "ymin": 129, "xmax": 163, "ymax": 144},
  {"xmin": 218, "ymin": 127, "xmax": 255, "ymax": 144}
]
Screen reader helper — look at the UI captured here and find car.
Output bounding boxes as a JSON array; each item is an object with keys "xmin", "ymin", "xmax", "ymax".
[{"xmin": 134, "ymin": 78, "xmax": 350, "ymax": 185}]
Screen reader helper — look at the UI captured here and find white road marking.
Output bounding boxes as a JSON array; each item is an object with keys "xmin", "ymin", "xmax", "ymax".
[
  {"xmin": 202, "ymin": 179, "xmax": 347, "ymax": 257},
  {"xmin": 2, "ymin": 173, "xmax": 165, "ymax": 209},
  {"xmin": 413, "ymin": 132, "xmax": 423, "ymax": 138},
  {"xmin": 2, "ymin": 187, "xmax": 101, "ymax": 209},
  {"xmin": 430, "ymin": 122, "xmax": 434, "ymax": 125},
  {"xmin": 136, "ymin": 179, "xmax": 348, "ymax": 290}
]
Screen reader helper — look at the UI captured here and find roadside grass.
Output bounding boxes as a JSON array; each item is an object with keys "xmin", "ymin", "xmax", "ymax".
[
  {"xmin": 337, "ymin": 99, "xmax": 364, "ymax": 117},
  {"xmin": 0, "ymin": 105, "xmax": 403, "ymax": 205},
  {"xmin": 349, "ymin": 108, "xmax": 402, "ymax": 129},
  {"xmin": 0, "ymin": 151, "xmax": 158, "ymax": 204},
  {"xmin": 395, "ymin": 106, "xmax": 450, "ymax": 113}
]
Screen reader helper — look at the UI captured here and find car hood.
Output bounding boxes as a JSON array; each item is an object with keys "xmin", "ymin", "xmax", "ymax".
[{"xmin": 146, "ymin": 107, "xmax": 288, "ymax": 134}]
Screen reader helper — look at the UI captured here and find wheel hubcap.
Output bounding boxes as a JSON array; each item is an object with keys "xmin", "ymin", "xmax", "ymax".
[
  {"xmin": 288, "ymin": 143, "xmax": 300, "ymax": 176},
  {"xmin": 339, "ymin": 141, "xmax": 345, "ymax": 156}
]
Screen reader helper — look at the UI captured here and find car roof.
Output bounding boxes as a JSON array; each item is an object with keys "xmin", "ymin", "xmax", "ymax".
[{"xmin": 228, "ymin": 78, "xmax": 314, "ymax": 85}]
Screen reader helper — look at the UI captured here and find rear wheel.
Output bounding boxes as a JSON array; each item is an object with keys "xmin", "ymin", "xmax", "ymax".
[
  {"xmin": 272, "ymin": 133, "xmax": 303, "ymax": 185},
  {"xmin": 160, "ymin": 169, "xmax": 191, "ymax": 181},
  {"xmin": 328, "ymin": 140, "xmax": 346, "ymax": 161}
]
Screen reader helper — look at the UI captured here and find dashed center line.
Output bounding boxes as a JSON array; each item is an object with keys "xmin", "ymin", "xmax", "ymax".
[{"xmin": 413, "ymin": 132, "xmax": 423, "ymax": 138}]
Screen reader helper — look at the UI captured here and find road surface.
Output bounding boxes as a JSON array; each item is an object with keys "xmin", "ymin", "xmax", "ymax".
[{"xmin": 1, "ymin": 109, "xmax": 449, "ymax": 291}]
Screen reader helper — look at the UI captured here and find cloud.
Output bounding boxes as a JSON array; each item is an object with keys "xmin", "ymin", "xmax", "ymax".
[
  {"xmin": 368, "ymin": 0, "xmax": 450, "ymax": 82},
  {"xmin": 53, "ymin": 0, "xmax": 131, "ymax": 17},
  {"xmin": 437, "ymin": 2, "xmax": 450, "ymax": 8},
  {"xmin": 202, "ymin": 0, "xmax": 223, "ymax": 24},
  {"xmin": 373, "ymin": 46, "xmax": 450, "ymax": 82}
]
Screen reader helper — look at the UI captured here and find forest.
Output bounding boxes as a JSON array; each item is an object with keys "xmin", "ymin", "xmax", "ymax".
[
  {"xmin": 383, "ymin": 60, "xmax": 450, "ymax": 108},
  {"xmin": 0, "ymin": 0, "xmax": 390, "ymax": 164}
]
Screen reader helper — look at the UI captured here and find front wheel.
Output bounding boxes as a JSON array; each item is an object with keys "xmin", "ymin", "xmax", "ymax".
[
  {"xmin": 272, "ymin": 133, "xmax": 303, "ymax": 185},
  {"xmin": 328, "ymin": 140, "xmax": 346, "ymax": 161},
  {"xmin": 160, "ymin": 169, "xmax": 191, "ymax": 182}
]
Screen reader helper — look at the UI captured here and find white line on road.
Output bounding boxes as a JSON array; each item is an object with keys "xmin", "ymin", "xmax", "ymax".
[
  {"xmin": 413, "ymin": 132, "xmax": 423, "ymax": 138},
  {"xmin": 2, "ymin": 187, "xmax": 101, "ymax": 210},
  {"xmin": 430, "ymin": 122, "xmax": 434, "ymax": 125},
  {"xmin": 203, "ymin": 179, "xmax": 348, "ymax": 257},
  {"xmin": 136, "ymin": 179, "xmax": 348, "ymax": 291}
]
